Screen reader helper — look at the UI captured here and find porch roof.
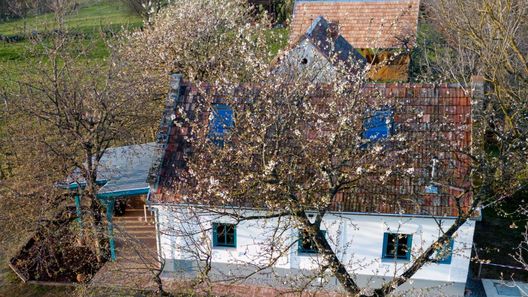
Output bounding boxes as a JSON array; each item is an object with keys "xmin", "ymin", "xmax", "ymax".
[{"xmin": 66, "ymin": 143, "xmax": 158, "ymax": 198}]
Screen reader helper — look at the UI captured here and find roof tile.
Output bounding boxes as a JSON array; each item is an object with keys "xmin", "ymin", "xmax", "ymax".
[{"xmin": 290, "ymin": 0, "xmax": 421, "ymax": 49}]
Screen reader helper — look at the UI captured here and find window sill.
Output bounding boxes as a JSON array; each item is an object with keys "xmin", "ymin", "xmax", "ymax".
[
  {"xmin": 298, "ymin": 251, "xmax": 319, "ymax": 256},
  {"xmin": 212, "ymin": 245, "xmax": 237, "ymax": 249},
  {"xmin": 381, "ymin": 257, "xmax": 411, "ymax": 263}
]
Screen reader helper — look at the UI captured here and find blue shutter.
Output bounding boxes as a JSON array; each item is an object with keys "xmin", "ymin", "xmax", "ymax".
[
  {"xmin": 405, "ymin": 235, "xmax": 413, "ymax": 261},
  {"xmin": 232, "ymin": 224, "xmax": 237, "ymax": 248},
  {"xmin": 437, "ymin": 239, "xmax": 454, "ymax": 264},
  {"xmin": 212, "ymin": 223, "xmax": 218, "ymax": 247},
  {"xmin": 382, "ymin": 232, "xmax": 390, "ymax": 259}
]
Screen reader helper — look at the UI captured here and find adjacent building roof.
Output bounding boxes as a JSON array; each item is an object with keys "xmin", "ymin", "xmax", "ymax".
[
  {"xmin": 303, "ymin": 16, "xmax": 366, "ymax": 63},
  {"xmin": 289, "ymin": 0, "xmax": 421, "ymax": 49},
  {"xmin": 149, "ymin": 74, "xmax": 475, "ymax": 217},
  {"xmin": 273, "ymin": 16, "xmax": 367, "ymax": 80}
]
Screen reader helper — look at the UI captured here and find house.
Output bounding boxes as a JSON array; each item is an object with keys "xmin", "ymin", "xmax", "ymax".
[
  {"xmin": 288, "ymin": 0, "xmax": 421, "ymax": 81},
  {"xmin": 273, "ymin": 16, "xmax": 367, "ymax": 82},
  {"xmin": 145, "ymin": 70, "xmax": 482, "ymax": 296}
]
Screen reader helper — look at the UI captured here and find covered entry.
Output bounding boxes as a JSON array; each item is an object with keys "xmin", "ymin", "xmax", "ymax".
[{"xmin": 66, "ymin": 142, "xmax": 159, "ymax": 261}]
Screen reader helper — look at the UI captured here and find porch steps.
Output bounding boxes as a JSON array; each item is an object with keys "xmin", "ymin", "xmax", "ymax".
[
  {"xmin": 89, "ymin": 198, "xmax": 160, "ymax": 291},
  {"xmin": 113, "ymin": 207, "xmax": 157, "ymax": 252}
]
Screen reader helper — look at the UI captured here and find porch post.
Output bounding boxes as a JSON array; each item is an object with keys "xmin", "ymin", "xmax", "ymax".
[
  {"xmin": 106, "ymin": 198, "xmax": 117, "ymax": 261},
  {"xmin": 74, "ymin": 194, "xmax": 82, "ymax": 226}
]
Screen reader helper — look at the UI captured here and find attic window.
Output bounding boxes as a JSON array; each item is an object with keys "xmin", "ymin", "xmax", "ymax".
[
  {"xmin": 362, "ymin": 107, "xmax": 394, "ymax": 142},
  {"xmin": 208, "ymin": 104, "xmax": 234, "ymax": 146}
]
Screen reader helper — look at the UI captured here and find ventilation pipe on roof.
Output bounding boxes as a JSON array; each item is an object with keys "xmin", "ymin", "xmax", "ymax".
[
  {"xmin": 426, "ymin": 157, "xmax": 440, "ymax": 194},
  {"xmin": 431, "ymin": 157, "xmax": 439, "ymax": 180},
  {"xmin": 328, "ymin": 22, "xmax": 339, "ymax": 40}
]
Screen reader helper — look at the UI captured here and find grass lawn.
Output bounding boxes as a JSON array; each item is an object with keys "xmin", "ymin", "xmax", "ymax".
[
  {"xmin": 0, "ymin": 0, "xmax": 141, "ymax": 36},
  {"xmin": 0, "ymin": 0, "xmax": 142, "ymax": 86}
]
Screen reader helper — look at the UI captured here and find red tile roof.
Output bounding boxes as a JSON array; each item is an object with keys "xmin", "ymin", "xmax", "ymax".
[
  {"xmin": 289, "ymin": 0, "xmax": 421, "ymax": 49},
  {"xmin": 149, "ymin": 76, "xmax": 473, "ymax": 217}
]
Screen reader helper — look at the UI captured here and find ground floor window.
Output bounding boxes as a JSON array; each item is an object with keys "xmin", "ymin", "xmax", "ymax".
[
  {"xmin": 212, "ymin": 223, "xmax": 236, "ymax": 248},
  {"xmin": 382, "ymin": 233, "xmax": 412, "ymax": 261},
  {"xmin": 298, "ymin": 229, "xmax": 326, "ymax": 254}
]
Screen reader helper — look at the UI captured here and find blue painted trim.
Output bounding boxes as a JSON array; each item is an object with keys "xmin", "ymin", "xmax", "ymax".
[
  {"xmin": 362, "ymin": 107, "xmax": 394, "ymax": 142},
  {"xmin": 97, "ymin": 187, "xmax": 150, "ymax": 199},
  {"xmin": 425, "ymin": 184, "xmax": 439, "ymax": 194},
  {"xmin": 212, "ymin": 223, "xmax": 237, "ymax": 248},
  {"xmin": 66, "ymin": 179, "xmax": 108, "ymax": 190},
  {"xmin": 381, "ymin": 232, "xmax": 389, "ymax": 259},
  {"xmin": 74, "ymin": 195, "xmax": 83, "ymax": 228},
  {"xmin": 298, "ymin": 229, "xmax": 327, "ymax": 254},
  {"xmin": 106, "ymin": 198, "xmax": 116, "ymax": 261},
  {"xmin": 407, "ymin": 234, "xmax": 413, "ymax": 261},
  {"xmin": 435, "ymin": 239, "xmax": 454, "ymax": 264},
  {"xmin": 382, "ymin": 232, "xmax": 412, "ymax": 261},
  {"xmin": 208, "ymin": 104, "xmax": 234, "ymax": 147}
]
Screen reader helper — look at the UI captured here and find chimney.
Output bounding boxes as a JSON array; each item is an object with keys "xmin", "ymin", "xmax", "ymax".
[{"xmin": 328, "ymin": 22, "xmax": 339, "ymax": 40}]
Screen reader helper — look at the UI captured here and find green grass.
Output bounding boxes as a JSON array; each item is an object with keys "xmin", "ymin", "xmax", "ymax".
[
  {"xmin": 266, "ymin": 28, "xmax": 289, "ymax": 57},
  {"xmin": 0, "ymin": 0, "xmax": 141, "ymax": 85},
  {"xmin": 0, "ymin": 0, "xmax": 141, "ymax": 36}
]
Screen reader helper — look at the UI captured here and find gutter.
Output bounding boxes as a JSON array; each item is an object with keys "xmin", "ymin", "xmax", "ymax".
[{"xmin": 148, "ymin": 202, "xmax": 479, "ymax": 221}]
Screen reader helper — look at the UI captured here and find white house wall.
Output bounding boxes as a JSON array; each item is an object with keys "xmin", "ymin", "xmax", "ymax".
[{"xmin": 154, "ymin": 205, "xmax": 475, "ymax": 295}]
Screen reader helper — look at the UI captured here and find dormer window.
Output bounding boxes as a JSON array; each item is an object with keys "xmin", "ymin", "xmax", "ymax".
[
  {"xmin": 362, "ymin": 107, "xmax": 394, "ymax": 142},
  {"xmin": 208, "ymin": 104, "xmax": 234, "ymax": 146}
]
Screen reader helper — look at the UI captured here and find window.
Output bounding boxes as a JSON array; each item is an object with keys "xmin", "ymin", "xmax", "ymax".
[
  {"xmin": 298, "ymin": 229, "xmax": 326, "ymax": 254},
  {"xmin": 362, "ymin": 108, "xmax": 394, "ymax": 142},
  {"xmin": 212, "ymin": 223, "xmax": 236, "ymax": 248},
  {"xmin": 382, "ymin": 233, "xmax": 412, "ymax": 261},
  {"xmin": 431, "ymin": 239, "xmax": 454, "ymax": 264},
  {"xmin": 209, "ymin": 104, "xmax": 234, "ymax": 146},
  {"xmin": 425, "ymin": 184, "xmax": 439, "ymax": 194}
]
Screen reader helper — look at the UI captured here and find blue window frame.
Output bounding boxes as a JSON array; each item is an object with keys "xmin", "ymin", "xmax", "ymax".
[
  {"xmin": 212, "ymin": 223, "xmax": 236, "ymax": 248},
  {"xmin": 382, "ymin": 233, "xmax": 412, "ymax": 261},
  {"xmin": 208, "ymin": 104, "xmax": 234, "ymax": 146},
  {"xmin": 362, "ymin": 108, "xmax": 394, "ymax": 142},
  {"xmin": 432, "ymin": 239, "xmax": 454, "ymax": 264},
  {"xmin": 298, "ymin": 229, "xmax": 326, "ymax": 254},
  {"xmin": 425, "ymin": 184, "xmax": 439, "ymax": 194}
]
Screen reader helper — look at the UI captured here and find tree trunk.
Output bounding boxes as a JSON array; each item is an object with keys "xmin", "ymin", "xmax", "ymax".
[{"xmin": 294, "ymin": 211, "xmax": 362, "ymax": 296}]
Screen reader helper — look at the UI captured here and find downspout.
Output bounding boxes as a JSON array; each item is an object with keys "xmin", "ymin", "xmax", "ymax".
[{"xmin": 151, "ymin": 206, "xmax": 163, "ymax": 264}]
